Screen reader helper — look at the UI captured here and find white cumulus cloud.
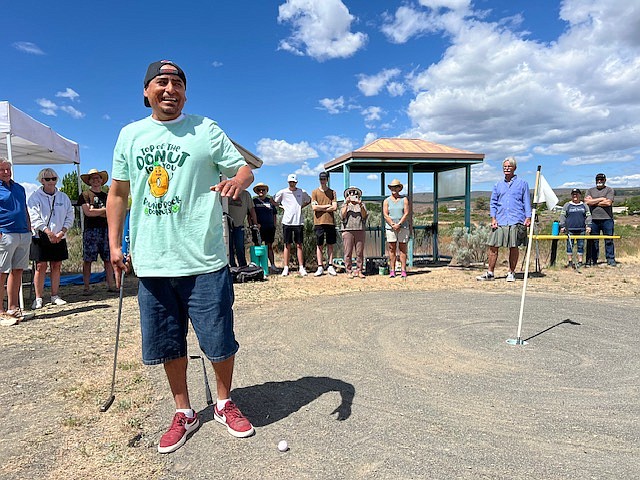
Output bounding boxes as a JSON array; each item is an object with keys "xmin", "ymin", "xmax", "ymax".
[
  {"xmin": 316, "ymin": 135, "xmax": 356, "ymax": 159},
  {"xmin": 56, "ymin": 88, "xmax": 79, "ymax": 102},
  {"xmin": 60, "ymin": 105, "xmax": 85, "ymax": 119},
  {"xmin": 256, "ymin": 138, "xmax": 319, "ymax": 166},
  {"xmin": 357, "ymin": 69, "xmax": 401, "ymax": 96},
  {"xmin": 294, "ymin": 162, "xmax": 327, "ymax": 176},
  {"xmin": 36, "ymin": 98, "xmax": 58, "ymax": 116},
  {"xmin": 318, "ymin": 96, "xmax": 345, "ymax": 114},
  {"xmin": 399, "ymin": 0, "xmax": 640, "ymax": 178},
  {"xmin": 277, "ymin": 0, "xmax": 367, "ymax": 61},
  {"xmin": 362, "ymin": 106, "xmax": 382, "ymax": 123}
]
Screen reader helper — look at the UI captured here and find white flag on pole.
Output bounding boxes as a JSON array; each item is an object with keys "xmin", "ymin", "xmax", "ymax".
[{"xmin": 533, "ymin": 174, "xmax": 559, "ymax": 210}]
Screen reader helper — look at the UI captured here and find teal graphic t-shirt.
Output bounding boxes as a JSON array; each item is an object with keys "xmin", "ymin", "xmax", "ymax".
[{"xmin": 112, "ymin": 114, "xmax": 246, "ymax": 277}]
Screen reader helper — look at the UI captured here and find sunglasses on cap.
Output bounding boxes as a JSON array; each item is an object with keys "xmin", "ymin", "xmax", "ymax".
[
  {"xmin": 43, "ymin": 177, "xmax": 58, "ymax": 182},
  {"xmin": 347, "ymin": 190, "xmax": 360, "ymax": 196}
]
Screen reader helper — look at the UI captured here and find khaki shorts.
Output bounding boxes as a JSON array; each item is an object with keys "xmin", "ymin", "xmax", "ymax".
[
  {"xmin": 385, "ymin": 227, "xmax": 410, "ymax": 244},
  {"xmin": 0, "ymin": 232, "xmax": 32, "ymax": 273},
  {"xmin": 487, "ymin": 224, "xmax": 527, "ymax": 248}
]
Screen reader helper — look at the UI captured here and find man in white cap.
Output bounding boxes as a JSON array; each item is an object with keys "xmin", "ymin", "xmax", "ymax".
[{"xmin": 273, "ymin": 174, "xmax": 311, "ymax": 276}]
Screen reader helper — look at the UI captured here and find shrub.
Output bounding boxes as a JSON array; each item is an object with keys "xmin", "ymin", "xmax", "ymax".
[{"xmin": 448, "ymin": 223, "xmax": 491, "ymax": 266}]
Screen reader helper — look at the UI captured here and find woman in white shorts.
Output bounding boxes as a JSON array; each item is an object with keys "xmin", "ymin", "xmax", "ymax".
[{"xmin": 383, "ymin": 179, "xmax": 411, "ymax": 278}]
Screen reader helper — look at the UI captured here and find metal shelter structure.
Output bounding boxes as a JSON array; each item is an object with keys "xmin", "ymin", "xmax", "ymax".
[{"xmin": 324, "ymin": 138, "xmax": 484, "ymax": 263}]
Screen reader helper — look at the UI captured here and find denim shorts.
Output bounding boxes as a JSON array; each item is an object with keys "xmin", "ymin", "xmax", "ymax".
[{"xmin": 137, "ymin": 267, "xmax": 239, "ymax": 365}]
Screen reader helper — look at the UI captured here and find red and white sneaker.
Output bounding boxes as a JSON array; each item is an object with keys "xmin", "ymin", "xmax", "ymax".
[
  {"xmin": 158, "ymin": 412, "xmax": 200, "ymax": 454},
  {"xmin": 214, "ymin": 401, "xmax": 255, "ymax": 438}
]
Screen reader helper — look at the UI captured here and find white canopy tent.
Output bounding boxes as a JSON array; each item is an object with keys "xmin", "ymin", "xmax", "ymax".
[
  {"xmin": 1, "ymin": 101, "xmax": 80, "ymax": 167},
  {"xmin": 1, "ymin": 101, "xmax": 82, "ymax": 310}
]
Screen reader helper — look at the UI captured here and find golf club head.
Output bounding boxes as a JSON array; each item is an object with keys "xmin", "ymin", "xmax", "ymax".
[{"xmin": 100, "ymin": 395, "xmax": 115, "ymax": 412}]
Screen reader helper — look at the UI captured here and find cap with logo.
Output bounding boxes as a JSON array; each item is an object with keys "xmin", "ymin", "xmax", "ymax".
[
  {"xmin": 595, "ymin": 173, "xmax": 606, "ymax": 180},
  {"xmin": 570, "ymin": 188, "xmax": 582, "ymax": 195},
  {"xmin": 287, "ymin": 174, "xmax": 298, "ymax": 183},
  {"xmin": 143, "ymin": 60, "xmax": 187, "ymax": 107}
]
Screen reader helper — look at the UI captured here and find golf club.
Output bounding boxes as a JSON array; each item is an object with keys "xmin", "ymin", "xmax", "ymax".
[
  {"xmin": 100, "ymin": 212, "xmax": 130, "ymax": 413},
  {"xmin": 189, "ymin": 355, "xmax": 214, "ymax": 406}
]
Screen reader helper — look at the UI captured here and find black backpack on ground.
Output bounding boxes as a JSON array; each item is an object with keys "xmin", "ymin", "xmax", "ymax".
[{"xmin": 230, "ymin": 264, "xmax": 265, "ymax": 283}]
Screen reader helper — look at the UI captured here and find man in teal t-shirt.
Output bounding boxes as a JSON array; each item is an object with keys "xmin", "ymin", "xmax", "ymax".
[{"xmin": 108, "ymin": 60, "xmax": 255, "ymax": 454}]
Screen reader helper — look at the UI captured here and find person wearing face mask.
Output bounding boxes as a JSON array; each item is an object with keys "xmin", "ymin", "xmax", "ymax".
[{"xmin": 584, "ymin": 173, "xmax": 616, "ymax": 267}]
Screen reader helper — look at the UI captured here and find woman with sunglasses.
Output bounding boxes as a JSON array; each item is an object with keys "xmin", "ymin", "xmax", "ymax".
[{"xmin": 27, "ymin": 168, "xmax": 75, "ymax": 309}]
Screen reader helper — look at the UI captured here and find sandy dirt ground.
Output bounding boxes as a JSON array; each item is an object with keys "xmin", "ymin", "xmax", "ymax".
[{"xmin": 0, "ymin": 252, "xmax": 638, "ymax": 480}]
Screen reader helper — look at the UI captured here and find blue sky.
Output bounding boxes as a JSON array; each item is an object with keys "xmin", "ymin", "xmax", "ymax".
[{"xmin": 3, "ymin": 0, "xmax": 640, "ymax": 201}]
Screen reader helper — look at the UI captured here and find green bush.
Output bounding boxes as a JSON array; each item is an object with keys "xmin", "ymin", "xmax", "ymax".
[{"xmin": 448, "ymin": 224, "xmax": 491, "ymax": 266}]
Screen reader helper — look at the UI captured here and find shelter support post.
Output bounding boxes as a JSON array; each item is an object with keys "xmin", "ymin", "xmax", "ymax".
[
  {"xmin": 343, "ymin": 164, "xmax": 351, "ymax": 194},
  {"xmin": 433, "ymin": 171, "xmax": 439, "ymax": 261},
  {"xmin": 380, "ymin": 172, "xmax": 386, "ymax": 257},
  {"xmin": 465, "ymin": 165, "xmax": 471, "ymax": 229},
  {"xmin": 407, "ymin": 164, "xmax": 414, "ymax": 267}
]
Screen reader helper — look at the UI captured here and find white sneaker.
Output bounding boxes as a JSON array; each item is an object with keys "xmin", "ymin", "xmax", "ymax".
[
  {"xmin": 506, "ymin": 272, "xmax": 516, "ymax": 282},
  {"xmin": 327, "ymin": 265, "xmax": 337, "ymax": 276},
  {"xmin": 314, "ymin": 266, "xmax": 324, "ymax": 276},
  {"xmin": 476, "ymin": 272, "xmax": 495, "ymax": 281},
  {"xmin": 281, "ymin": 266, "xmax": 289, "ymax": 276},
  {"xmin": 32, "ymin": 298, "xmax": 43, "ymax": 310},
  {"xmin": 299, "ymin": 266, "xmax": 308, "ymax": 276},
  {"xmin": 51, "ymin": 295, "xmax": 67, "ymax": 306}
]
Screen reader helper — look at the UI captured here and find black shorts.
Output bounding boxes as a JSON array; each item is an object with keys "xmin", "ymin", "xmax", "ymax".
[
  {"xmin": 283, "ymin": 225, "xmax": 304, "ymax": 245},
  {"xmin": 31, "ymin": 237, "xmax": 69, "ymax": 262},
  {"xmin": 314, "ymin": 224, "xmax": 337, "ymax": 246},
  {"xmin": 260, "ymin": 226, "xmax": 276, "ymax": 244}
]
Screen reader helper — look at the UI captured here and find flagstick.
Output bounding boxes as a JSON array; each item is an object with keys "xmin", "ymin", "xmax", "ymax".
[{"xmin": 507, "ymin": 165, "xmax": 541, "ymax": 346}]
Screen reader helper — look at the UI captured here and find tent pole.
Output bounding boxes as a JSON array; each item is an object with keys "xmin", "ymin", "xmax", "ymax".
[
  {"xmin": 6, "ymin": 133, "xmax": 13, "ymax": 164},
  {"xmin": 7, "ymin": 133, "xmax": 26, "ymax": 310},
  {"xmin": 76, "ymin": 163, "xmax": 84, "ymax": 232}
]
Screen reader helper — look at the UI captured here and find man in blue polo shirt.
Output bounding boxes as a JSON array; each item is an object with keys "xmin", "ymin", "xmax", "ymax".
[
  {"xmin": 477, "ymin": 156, "xmax": 531, "ymax": 282},
  {"xmin": 0, "ymin": 157, "xmax": 32, "ymax": 323}
]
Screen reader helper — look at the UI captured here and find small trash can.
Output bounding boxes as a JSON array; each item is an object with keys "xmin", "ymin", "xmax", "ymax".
[{"xmin": 250, "ymin": 245, "xmax": 269, "ymax": 276}]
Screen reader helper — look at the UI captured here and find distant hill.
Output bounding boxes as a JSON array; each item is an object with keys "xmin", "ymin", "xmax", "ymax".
[{"xmin": 413, "ymin": 187, "xmax": 640, "ymax": 205}]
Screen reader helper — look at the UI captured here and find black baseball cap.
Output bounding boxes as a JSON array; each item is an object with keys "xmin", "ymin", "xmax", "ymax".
[
  {"xmin": 143, "ymin": 60, "xmax": 187, "ymax": 107},
  {"xmin": 571, "ymin": 188, "xmax": 582, "ymax": 195},
  {"xmin": 595, "ymin": 173, "xmax": 606, "ymax": 180},
  {"xmin": 319, "ymin": 171, "xmax": 329, "ymax": 180}
]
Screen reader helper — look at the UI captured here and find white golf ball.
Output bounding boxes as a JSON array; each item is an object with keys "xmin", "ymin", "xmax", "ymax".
[{"xmin": 277, "ymin": 440, "xmax": 289, "ymax": 452}]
